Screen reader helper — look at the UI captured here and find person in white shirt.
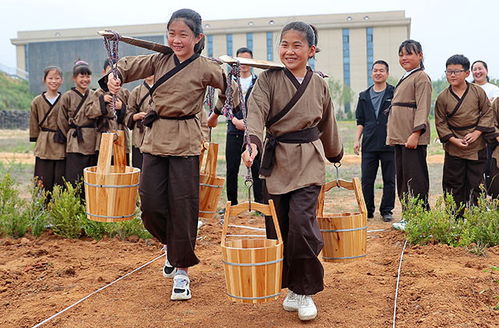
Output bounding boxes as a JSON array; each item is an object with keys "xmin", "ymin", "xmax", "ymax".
[{"xmin": 471, "ymin": 60, "xmax": 499, "ymax": 101}]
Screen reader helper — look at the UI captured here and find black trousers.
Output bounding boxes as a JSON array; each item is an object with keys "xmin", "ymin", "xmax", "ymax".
[
  {"xmin": 34, "ymin": 157, "xmax": 66, "ymax": 193},
  {"xmin": 226, "ymin": 133, "xmax": 264, "ymax": 204},
  {"xmin": 361, "ymin": 151, "xmax": 395, "ymax": 216},
  {"xmin": 140, "ymin": 153, "xmax": 200, "ymax": 268},
  {"xmin": 485, "ymin": 144, "xmax": 499, "ymax": 198},
  {"xmin": 394, "ymin": 145, "xmax": 430, "ymax": 210},
  {"xmin": 443, "ymin": 149, "xmax": 487, "ymax": 208},
  {"xmin": 265, "ymin": 185, "xmax": 324, "ymax": 295},
  {"xmin": 65, "ymin": 153, "xmax": 98, "ymax": 188},
  {"xmin": 131, "ymin": 146, "xmax": 143, "ymax": 170}
]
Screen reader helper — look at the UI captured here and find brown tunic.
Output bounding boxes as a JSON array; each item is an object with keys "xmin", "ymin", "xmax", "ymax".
[
  {"xmin": 115, "ymin": 53, "xmax": 227, "ymax": 156},
  {"xmin": 387, "ymin": 70, "xmax": 432, "ymax": 145},
  {"xmin": 435, "ymin": 82, "xmax": 495, "ymax": 160},
  {"xmin": 491, "ymin": 98, "xmax": 499, "ymax": 167},
  {"xmin": 57, "ymin": 88, "xmax": 95, "ymax": 155},
  {"xmin": 84, "ymin": 88, "xmax": 131, "ymax": 152},
  {"xmin": 30, "ymin": 93, "xmax": 66, "ymax": 160},
  {"xmin": 247, "ymin": 69, "xmax": 343, "ymax": 195},
  {"xmin": 125, "ymin": 82, "xmax": 152, "ymax": 148}
]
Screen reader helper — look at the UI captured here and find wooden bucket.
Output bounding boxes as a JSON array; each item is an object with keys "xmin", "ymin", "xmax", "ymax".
[
  {"xmin": 84, "ymin": 131, "xmax": 140, "ymax": 222},
  {"xmin": 316, "ymin": 177, "xmax": 367, "ymax": 263},
  {"xmin": 221, "ymin": 201, "xmax": 283, "ymax": 303},
  {"xmin": 199, "ymin": 143, "xmax": 225, "ymax": 219}
]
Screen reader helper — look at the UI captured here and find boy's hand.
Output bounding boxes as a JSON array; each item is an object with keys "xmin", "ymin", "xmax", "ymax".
[
  {"xmin": 207, "ymin": 113, "xmax": 219, "ymax": 128},
  {"xmin": 463, "ymin": 130, "xmax": 482, "ymax": 144},
  {"xmin": 103, "ymin": 94, "xmax": 113, "ymax": 103},
  {"xmin": 449, "ymin": 137, "xmax": 468, "ymax": 149},
  {"xmin": 353, "ymin": 141, "xmax": 360, "ymax": 155},
  {"xmin": 107, "ymin": 74, "xmax": 122, "ymax": 94},
  {"xmin": 242, "ymin": 143, "xmax": 258, "ymax": 167},
  {"xmin": 231, "ymin": 117, "xmax": 245, "ymax": 131},
  {"xmin": 133, "ymin": 112, "xmax": 147, "ymax": 121},
  {"xmin": 404, "ymin": 132, "xmax": 420, "ymax": 149}
]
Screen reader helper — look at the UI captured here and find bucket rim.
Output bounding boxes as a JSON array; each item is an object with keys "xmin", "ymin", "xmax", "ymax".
[
  {"xmin": 317, "ymin": 212, "xmax": 363, "ymax": 218},
  {"xmin": 221, "ymin": 238, "xmax": 283, "ymax": 251},
  {"xmin": 84, "ymin": 166, "xmax": 141, "ymax": 175}
]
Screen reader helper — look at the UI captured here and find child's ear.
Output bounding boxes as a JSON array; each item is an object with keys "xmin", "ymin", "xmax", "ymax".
[{"xmin": 465, "ymin": 70, "xmax": 470, "ymax": 78}]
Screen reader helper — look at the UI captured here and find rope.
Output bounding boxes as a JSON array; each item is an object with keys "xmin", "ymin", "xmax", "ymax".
[
  {"xmin": 31, "ymin": 253, "xmax": 165, "ymax": 328},
  {"xmin": 392, "ymin": 239, "xmax": 408, "ymax": 328},
  {"xmin": 103, "ymin": 30, "xmax": 121, "ymax": 116}
]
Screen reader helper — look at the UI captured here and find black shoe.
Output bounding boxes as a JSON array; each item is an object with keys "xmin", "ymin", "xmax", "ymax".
[
  {"xmin": 367, "ymin": 213, "xmax": 374, "ymax": 219},
  {"xmin": 382, "ymin": 213, "xmax": 393, "ymax": 222}
]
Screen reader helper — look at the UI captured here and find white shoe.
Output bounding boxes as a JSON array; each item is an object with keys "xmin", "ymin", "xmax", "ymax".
[
  {"xmin": 392, "ymin": 220, "xmax": 407, "ymax": 231},
  {"xmin": 297, "ymin": 295, "xmax": 317, "ymax": 321},
  {"xmin": 162, "ymin": 258, "xmax": 177, "ymax": 278},
  {"xmin": 283, "ymin": 290, "xmax": 299, "ymax": 311},
  {"xmin": 197, "ymin": 220, "xmax": 203, "ymax": 229},
  {"xmin": 170, "ymin": 274, "xmax": 192, "ymax": 301}
]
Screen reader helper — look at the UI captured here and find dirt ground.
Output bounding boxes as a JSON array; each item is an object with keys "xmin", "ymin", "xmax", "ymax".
[{"xmin": 1, "ymin": 215, "xmax": 497, "ymax": 328}]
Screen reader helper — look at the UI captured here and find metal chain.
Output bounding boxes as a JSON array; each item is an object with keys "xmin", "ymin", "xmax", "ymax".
[{"xmin": 103, "ymin": 30, "xmax": 121, "ymax": 115}]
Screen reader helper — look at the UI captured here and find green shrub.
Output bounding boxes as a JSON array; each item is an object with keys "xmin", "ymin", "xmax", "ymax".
[
  {"xmin": 0, "ymin": 173, "xmax": 29, "ymax": 238},
  {"xmin": 81, "ymin": 218, "xmax": 107, "ymax": 240},
  {"xmin": 26, "ymin": 183, "xmax": 49, "ymax": 237},
  {"xmin": 46, "ymin": 182, "xmax": 86, "ymax": 238},
  {"xmin": 106, "ymin": 216, "xmax": 152, "ymax": 240}
]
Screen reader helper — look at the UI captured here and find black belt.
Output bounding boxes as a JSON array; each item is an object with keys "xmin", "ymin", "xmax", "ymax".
[
  {"xmin": 448, "ymin": 123, "xmax": 476, "ymax": 131},
  {"xmin": 40, "ymin": 127, "xmax": 57, "ymax": 132},
  {"xmin": 70, "ymin": 123, "xmax": 95, "ymax": 143},
  {"xmin": 142, "ymin": 111, "xmax": 196, "ymax": 128},
  {"xmin": 391, "ymin": 102, "xmax": 417, "ymax": 108},
  {"xmin": 260, "ymin": 126, "xmax": 320, "ymax": 177}
]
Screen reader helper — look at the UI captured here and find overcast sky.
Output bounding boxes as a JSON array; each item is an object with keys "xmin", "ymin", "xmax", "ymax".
[{"xmin": 2, "ymin": 0, "xmax": 498, "ymax": 80}]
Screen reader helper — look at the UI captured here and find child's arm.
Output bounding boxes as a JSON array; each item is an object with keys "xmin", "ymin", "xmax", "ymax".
[
  {"xmin": 124, "ymin": 87, "xmax": 143, "ymax": 129},
  {"xmin": 318, "ymin": 87, "xmax": 343, "ymax": 162},
  {"xmin": 465, "ymin": 88, "xmax": 496, "ymax": 144},
  {"xmin": 107, "ymin": 54, "xmax": 159, "ymax": 94},
  {"xmin": 55, "ymin": 93, "xmax": 70, "ymax": 143},
  {"xmin": 408, "ymin": 75, "xmax": 432, "ymax": 148},
  {"xmin": 29, "ymin": 99, "xmax": 40, "ymax": 142}
]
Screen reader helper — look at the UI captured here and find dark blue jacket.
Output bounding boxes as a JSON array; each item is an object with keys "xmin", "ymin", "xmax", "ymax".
[
  {"xmin": 227, "ymin": 74, "xmax": 258, "ymax": 135},
  {"xmin": 355, "ymin": 84, "xmax": 394, "ymax": 152}
]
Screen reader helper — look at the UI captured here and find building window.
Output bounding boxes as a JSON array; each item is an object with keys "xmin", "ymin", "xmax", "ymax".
[
  {"xmin": 207, "ymin": 35, "xmax": 214, "ymax": 57},
  {"xmin": 266, "ymin": 32, "xmax": 273, "ymax": 61},
  {"xmin": 366, "ymin": 27, "xmax": 374, "ymax": 86},
  {"xmin": 226, "ymin": 34, "xmax": 233, "ymax": 56},
  {"xmin": 246, "ymin": 32, "xmax": 253, "ymax": 51},
  {"xmin": 342, "ymin": 28, "xmax": 351, "ymax": 112}
]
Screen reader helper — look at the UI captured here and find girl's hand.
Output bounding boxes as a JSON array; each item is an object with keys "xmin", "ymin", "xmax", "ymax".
[
  {"xmin": 231, "ymin": 117, "xmax": 245, "ymax": 131},
  {"xmin": 242, "ymin": 143, "xmax": 258, "ymax": 167},
  {"xmin": 404, "ymin": 132, "xmax": 420, "ymax": 149},
  {"xmin": 103, "ymin": 94, "xmax": 113, "ymax": 103},
  {"xmin": 449, "ymin": 137, "xmax": 468, "ymax": 149},
  {"xmin": 133, "ymin": 112, "xmax": 147, "ymax": 121},
  {"xmin": 463, "ymin": 130, "xmax": 482, "ymax": 144},
  {"xmin": 207, "ymin": 113, "xmax": 219, "ymax": 127},
  {"xmin": 107, "ymin": 74, "xmax": 122, "ymax": 94},
  {"xmin": 115, "ymin": 98, "xmax": 123, "ymax": 109}
]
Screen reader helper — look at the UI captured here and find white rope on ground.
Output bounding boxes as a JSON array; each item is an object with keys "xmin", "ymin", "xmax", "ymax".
[
  {"xmin": 31, "ymin": 253, "xmax": 165, "ymax": 328},
  {"xmin": 392, "ymin": 240, "xmax": 408, "ymax": 328},
  {"xmin": 228, "ymin": 224, "xmax": 266, "ymax": 231}
]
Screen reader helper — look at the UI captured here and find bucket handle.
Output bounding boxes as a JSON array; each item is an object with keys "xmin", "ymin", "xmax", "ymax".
[
  {"xmin": 96, "ymin": 131, "xmax": 127, "ymax": 174},
  {"xmin": 221, "ymin": 200, "xmax": 283, "ymax": 246},
  {"xmin": 200, "ymin": 142, "xmax": 218, "ymax": 176},
  {"xmin": 317, "ymin": 177, "xmax": 367, "ymax": 217}
]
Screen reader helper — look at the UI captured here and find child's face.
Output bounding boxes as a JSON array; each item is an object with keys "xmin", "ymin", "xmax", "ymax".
[
  {"xmin": 399, "ymin": 48, "xmax": 423, "ymax": 72},
  {"xmin": 471, "ymin": 62, "xmax": 487, "ymax": 84},
  {"xmin": 44, "ymin": 70, "xmax": 63, "ymax": 93},
  {"xmin": 372, "ymin": 63, "xmax": 388, "ymax": 84},
  {"xmin": 73, "ymin": 73, "xmax": 91, "ymax": 91},
  {"xmin": 445, "ymin": 64, "xmax": 469, "ymax": 87},
  {"xmin": 167, "ymin": 19, "xmax": 203, "ymax": 61},
  {"xmin": 279, "ymin": 30, "xmax": 316, "ymax": 74}
]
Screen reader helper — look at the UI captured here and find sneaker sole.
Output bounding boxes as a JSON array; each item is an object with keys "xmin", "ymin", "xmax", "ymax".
[
  {"xmin": 298, "ymin": 312, "xmax": 317, "ymax": 321},
  {"xmin": 283, "ymin": 304, "xmax": 298, "ymax": 312},
  {"xmin": 170, "ymin": 293, "xmax": 192, "ymax": 301},
  {"xmin": 162, "ymin": 267, "xmax": 177, "ymax": 278}
]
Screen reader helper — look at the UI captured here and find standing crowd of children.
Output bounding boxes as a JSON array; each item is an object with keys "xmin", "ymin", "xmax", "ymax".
[{"xmin": 29, "ymin": 7, "xmax": 499, "ymax": 322}]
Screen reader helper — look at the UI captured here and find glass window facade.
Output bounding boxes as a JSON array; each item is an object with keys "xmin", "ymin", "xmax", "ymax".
[
  {"xmin": 246, "ymin": 32, "xmax": 253, "ymax": 51},
  {"xmin": 226, "ymin": 34, "xmax": 233, "ymax": 56},
  {"xmin": 342, "ymin": 28, "xmax": 351, "ymax": 112},
  {"xmin": 266, "ymin": 32, "xmax": 273, "ymax": 61},
  {"xmin": 207, "ymin": 35, "xmax": 214, "ymax": 57},
  {"xmin": 366, "ymin": 27, "xmax": 374, "ymax": 86}
]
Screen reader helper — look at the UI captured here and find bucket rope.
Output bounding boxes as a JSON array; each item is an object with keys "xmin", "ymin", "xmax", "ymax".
[
  {"xmin": 31, "ymin": 253, "xmax": 165, "ymax": 328},
  {"xmin": 102, "ymin": 30, "xmax": 121, "ymax": 117}
]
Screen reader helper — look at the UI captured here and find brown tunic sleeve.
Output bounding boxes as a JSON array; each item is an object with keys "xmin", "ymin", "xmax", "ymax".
[
  {"xmin": 56, "ymin": 91, "xmax": 71, "ymax": 138},
  {"xmin": 125, "ymin": 85, "xmax": 141, "ymax": 129},
  {"xmin": 317, "ymin": 83, "xmax": 343, "ymax": 162},
  {"xmin": 29, "ymin": 96, "xmax": 41, "ymax": 142},
  {"xmin": 476, "ymin": 87, "xmax": 495, "ymax": 134},
  {"xmin": 117, "ymin": 53, "xmax": 162, "ymax": 84},
  {"xmin": 246, "ymin": 72, "xmax": 271, "ymax": 152},
  {"xmin": 434, "ymin": 92, "xmax": 455, "ymax": 143},
  {"xmin": 413, "ymin": 74, "xmax": 432, "ymax": 134}
]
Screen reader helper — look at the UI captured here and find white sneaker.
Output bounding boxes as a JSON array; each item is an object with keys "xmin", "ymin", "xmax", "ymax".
[
  {"xmin": 297, "ymin": 295, "xmax": 317, "ymax": 321},
  {"xmin": 162, "ymin": 258, "xmax": 177, "ymax": 278},
  {"xmin": 170, "ymin": 274, "xmax": 192, "ymax": 301},
  {"xmin": 197, "ymin": 220, "xmax": 204, "ymax": 229},
  {"xmin": 392, "ymin": 220, "xmax": 407, "ymax": 231},
  {"xmin": 283, "ymin": 290, "xmax": 299, "ymax": 311}
]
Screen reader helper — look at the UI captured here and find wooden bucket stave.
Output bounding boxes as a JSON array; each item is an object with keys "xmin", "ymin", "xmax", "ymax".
[
  {"xmin": 199, "ymin": 143, "xmax": 225, "ymax": 219},
  {"xmin": 221, "ymin": 201, "xmax": 283, "ymax": 303},
  {"xmin": 84, "ymin": 131, "xmax": 140, "ymax": 222},
  {"xmin": 316, "ymin": 177, "xmax": 367, "ymax": 263}
]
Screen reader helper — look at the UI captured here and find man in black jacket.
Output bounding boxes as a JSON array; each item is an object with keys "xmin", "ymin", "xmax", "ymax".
[{"xmin": 354, "ymin": 60, "xmax": 395, "ymax": 222}]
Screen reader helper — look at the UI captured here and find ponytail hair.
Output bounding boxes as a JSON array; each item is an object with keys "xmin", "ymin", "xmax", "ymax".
[
  {"xmin": 280, "ymin": 21, "xmax": 320, "ymax": 57},
  {"xmin": 471, "ymin": 60, "xmax": 489, "ymax": 83},
  {"xmin": 398, "ymin": 39, "xmax": 424, "ymax": 69},
  {"xmin": 167, "ymin": 8, "xmax": 205, "ymax": 55}
]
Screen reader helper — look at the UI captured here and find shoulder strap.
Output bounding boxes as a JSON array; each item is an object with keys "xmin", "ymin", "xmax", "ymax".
[
  {"xmin": 266, "ymin": 68, "xmax": 313, "ymax": 128},
  {"xmin": 147, "ymin": 53, "xmax": 199, "ymax": 101},
  {"xmin": 446, "ymin": 83, "xmax": 470, "ymax": 118},
  {"xmin": 39, "ymin": 92, "xmax": 61, "ymax": 129}
]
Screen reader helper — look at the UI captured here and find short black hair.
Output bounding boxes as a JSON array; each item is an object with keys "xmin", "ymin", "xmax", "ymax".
[
  {"xmin": 398, "ymin": 39, "xmax": 424, "ymax": 69},
  {"xmin": 372, "ymin": 60, "xmax": 389, "ymax": 72},
  {"xmin": 446, "ymin": 55, "xmax": 470, "ymax": 71},
  {"xmin": 236, "ymin": 47, "xmax": 253, "ymax": 57},
  {"xmin": 73, "ymin": 60, "xmax": 91, "ymax": 77},
  {"xmin": 103, "ymin": 58, "xmax": 116, "ymax": 71}
]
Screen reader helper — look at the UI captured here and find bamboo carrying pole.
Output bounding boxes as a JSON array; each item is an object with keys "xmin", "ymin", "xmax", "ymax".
[
  {"xmin": 98, "ymin": 31, "xmax": 173, "ymax": 54},
  {"xmin": 221, "ymin": 200, "xmax": 284, "ymax": 303},
  {"xmin": 316, "ymin": 177, "xmax": 368, "ymax": 263},
  {"xmin": 84, "ymin": 131, "xmax": 140, "ymax": 222}
]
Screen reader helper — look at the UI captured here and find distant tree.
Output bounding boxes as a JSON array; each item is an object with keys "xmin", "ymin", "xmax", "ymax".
[{"xmin": 327, "ymin": 78, "xmax": 355, "ymax": 119}]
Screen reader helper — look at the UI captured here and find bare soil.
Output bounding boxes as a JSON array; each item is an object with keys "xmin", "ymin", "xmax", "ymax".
[{"xmin": 1, "ymin": 216, "xmax": 497, "ymax": 328}]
